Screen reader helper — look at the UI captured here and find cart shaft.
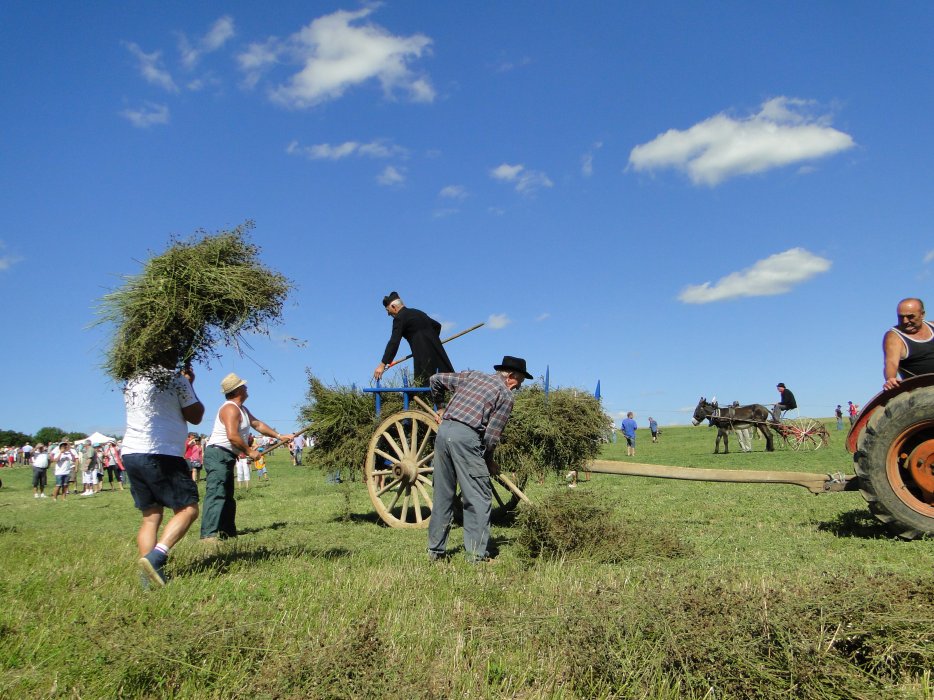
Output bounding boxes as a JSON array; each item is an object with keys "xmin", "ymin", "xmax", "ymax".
[{"xmin": 586, "ymin": 460, "xmax": 856, "ymax": 494}]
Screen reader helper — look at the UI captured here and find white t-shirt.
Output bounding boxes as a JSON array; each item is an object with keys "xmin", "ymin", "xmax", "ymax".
[
  {"xmin": 121, "ymin": 374, "xmax": 200, "ymax": 457},
  {"xmin": 31, "ymin": 453, "xmax": 49, "ymax": 469},
  {"xmin": 54, "ymin": 449, "xmax": 77, "ymax": 476}
]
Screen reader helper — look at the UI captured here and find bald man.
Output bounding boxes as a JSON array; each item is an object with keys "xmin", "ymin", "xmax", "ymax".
[{"xmin": 883, "ymin": 297, "xmax": 934, "ymax": 390}]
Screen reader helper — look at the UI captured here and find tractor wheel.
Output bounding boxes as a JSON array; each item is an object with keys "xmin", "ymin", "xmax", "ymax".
[{"xmin": 854, "ymin": 385, "xmax": 934, "ymax": 539}]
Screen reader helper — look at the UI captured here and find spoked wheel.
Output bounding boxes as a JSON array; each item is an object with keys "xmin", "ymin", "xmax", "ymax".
[
  {"xmin": 785, "ymin": 418, "xmax": 824, "ymax": 451},
  {"xmin": 365, "ymin": 410, "xmax": 438, "ymax": 528},
  {"xmin": 854, "ymin": 386, "xmax": 934, "ymax": 539}
]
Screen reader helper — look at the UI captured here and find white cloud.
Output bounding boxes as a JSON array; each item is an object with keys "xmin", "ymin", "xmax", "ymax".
[
  {"xmin": 286, "ymin": 139, "xmax": 404, "ymax": 160},
  {"xmin": 120, "ymin": 102, "xmax": 170, "ymax": 128},
  {"xmin": 0, "ymin": 241, "xmax": 20, "ymax": 271},
  {"xmin": 123, "ymin": 41, "xmax": 178, "ymax": 92},
  {"xmin": 377, "ymin": 165, "xmax": 405, "ymax": 186},
  {"xmin": 179, "ymin": 15, "xmax": 235, "ymax": 69},
  {"xmin": 237, "ymin": 39, "xmax": 281, "ymax": 89},
  {"xmin": 581, "ymin": 141, "xmax": 602, "ymax": 177},
  {"xmin": 629, "ymin": 97, "xmax": 855, "ymax": 186},
  {"xmin": 679, "ymin": 247, "xmax": 832, "ymax": 304},
  {"xmin": 432, "ymin": 208, "xmax": 459, "ymax": 219},
  {"xmin": 494, "ymin": 56, "xmax": 532, "ymax": 73},
  {"xmin": 439, "ymin": 320, "xmax": 456, "ymax": 333},
  {"xmin": 490, "ymin": 163, "xmax": 553, "ymax": 195},
  {"xmin": 924, "ymin": 250, "xmax": 934, "ymax": 264},
  {"xmin": 439, "ymin": 185, "xmax": 467, "ymax": 199},
  {"xmin": 487, "ymin": 313, "xmax": 511, "ymax": 329},
  {"xmin": 536, "ymin": 312, "xmax": 550, "ymax": 322},
  {"xmin": 241, "ymin": 8, "xmax": 434, "ymax": 109}
]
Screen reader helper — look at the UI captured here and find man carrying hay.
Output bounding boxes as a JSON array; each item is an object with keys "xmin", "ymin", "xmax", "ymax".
[
  {"xmin": 201, "ymin": 373, "xmax": 291, "ymax": 541},
  {"xmin": 123, "ymin": 366, "xmax": 205, "ymax": 589},
  {"xmin": 374, "ymin": 291, "xmax": 454, "ymax": 386},
  {"xmin": 427, "ymin": 355, "xmax": 532, "ymax": 563}
]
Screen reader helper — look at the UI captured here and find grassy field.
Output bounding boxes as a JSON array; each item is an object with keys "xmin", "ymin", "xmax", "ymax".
[{"xmin": 1, "ymin": 421, "xmax": 932, "ymax": 699}]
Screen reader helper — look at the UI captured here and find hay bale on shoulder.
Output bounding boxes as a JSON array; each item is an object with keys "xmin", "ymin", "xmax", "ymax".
[{"xmin": 97, "ymin": 221, "xmax": 292, "ymax": 382}]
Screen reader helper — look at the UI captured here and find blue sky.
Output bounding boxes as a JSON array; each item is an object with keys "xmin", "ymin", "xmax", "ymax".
[{"xmin": 2, "ymin": 2, "xmax": 932, "ymax": 437}]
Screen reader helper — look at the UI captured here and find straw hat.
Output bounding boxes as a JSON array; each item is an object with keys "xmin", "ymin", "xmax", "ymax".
[{"xmin": 221, "ymin": 373, "xmax": 247, "ymax": 394}]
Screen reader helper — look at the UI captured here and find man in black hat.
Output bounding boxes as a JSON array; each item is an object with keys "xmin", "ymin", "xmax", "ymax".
[
  {"xmin": 772, "ymin": 382, "xmax": 797, "ymax": 423},
  {"xmin": 374, "ymin": 292, "xmax": 454, "ymax": 386},
  {"xmin": 427, "ymin": 355, "xmax": 532, "ymax": 563}
]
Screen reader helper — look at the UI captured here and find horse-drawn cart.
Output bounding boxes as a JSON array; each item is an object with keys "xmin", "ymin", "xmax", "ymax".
[{"xmin": 359, "ymin": 377, "xmax": 934, "ymax": 540}]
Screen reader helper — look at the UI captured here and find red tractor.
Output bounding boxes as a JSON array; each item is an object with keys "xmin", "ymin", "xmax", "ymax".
[{"xmin": 847, "ymin": 374, "xmax": 934, "ymax": 539}]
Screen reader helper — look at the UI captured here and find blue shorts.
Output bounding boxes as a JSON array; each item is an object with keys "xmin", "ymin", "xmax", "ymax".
[
  {"xmin": 55, "ymin": 474, "xmax": 70, "ymax": 487},
  {"xmin": 625, "ymin": 435, "xmax": 636, "ymax": 447},
  {"xmin": 123, "ymin": 453, "xmax": 199, "ymax": 512}
]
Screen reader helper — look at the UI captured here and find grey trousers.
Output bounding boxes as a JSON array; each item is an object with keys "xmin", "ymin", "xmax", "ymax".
[{"xmin": 428, "ymin": 420, "xmax": 492, "ymax": 561}]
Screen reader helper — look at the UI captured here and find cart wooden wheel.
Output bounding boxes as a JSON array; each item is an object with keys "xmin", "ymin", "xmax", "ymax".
[
  {"xmin": 854, "ymin": 385, "xmax": 934, "ymax": 539},
  {"xmin": 365, "ymin": 410, "xmax": 438, "ymax": 528}
]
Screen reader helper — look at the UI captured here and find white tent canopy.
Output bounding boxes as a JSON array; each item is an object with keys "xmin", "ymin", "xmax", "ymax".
[{"xmin": 78, "ymin": 431, "xmax": 117, "ymax": 445}]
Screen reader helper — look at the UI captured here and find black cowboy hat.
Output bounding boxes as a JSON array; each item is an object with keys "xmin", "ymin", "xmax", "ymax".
[
  {"xmin": 382, "ymin": 291, "xmax": 400, "ymax": 307},
  {"xmin": 494, "ymin": 355, "xmax": 533, "ymax": 380}
]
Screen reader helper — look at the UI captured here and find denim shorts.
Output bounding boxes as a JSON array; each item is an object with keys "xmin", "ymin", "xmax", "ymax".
[
  {"xmin": 55, "ymin": 474, "xmax": 70, "ymax": 487},
  {"xmin": 123, "ymin": 453, "xmax": 199, "ymax": 511}
]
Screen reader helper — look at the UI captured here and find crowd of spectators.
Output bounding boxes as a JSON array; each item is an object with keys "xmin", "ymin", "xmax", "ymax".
[{"xmin": 2, "ymin": 432, "xmax": 293, "ymax": 501}]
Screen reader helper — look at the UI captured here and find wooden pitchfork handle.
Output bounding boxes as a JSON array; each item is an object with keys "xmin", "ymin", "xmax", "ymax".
[
  {"xmin": 385, "ymin": 322, "xmax": 485, "ymax": 369},
  {"xmin": 256, "ymin": 424, "xmax": 312, "ymax": 455}
]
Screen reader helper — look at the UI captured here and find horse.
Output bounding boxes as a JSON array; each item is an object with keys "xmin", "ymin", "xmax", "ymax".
[{"xmin": 691, "ymin": 397, "xmax": 774, "ymax": 453}]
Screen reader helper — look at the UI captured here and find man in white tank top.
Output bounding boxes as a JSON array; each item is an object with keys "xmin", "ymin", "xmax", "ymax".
[{"xmin": 201, "ymin": 373, "xmax": 293, "ymax": 540}]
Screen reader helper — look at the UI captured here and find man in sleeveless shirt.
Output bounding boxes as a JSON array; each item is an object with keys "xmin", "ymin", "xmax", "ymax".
[
  {"xmin": 201, "ymin": 373, "xmax": 292, "ymax": 541},
  {"xmin": 883, "ymin": 297, "xmax": 934, "ymax": 390}
]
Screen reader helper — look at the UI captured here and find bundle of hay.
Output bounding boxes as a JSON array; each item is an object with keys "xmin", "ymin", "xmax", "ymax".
[
  {"xmin": 97, "ymin": 221, "xmax": 292, "ymax": 382},
  {"xmin": 299, "ymin": 373, "xmax": 405, "ymax": 478},
  {"xmin": 516, "ymin": 488, "xmax": 688, "ymax": 563},
  {"xmin": 497, "ymin": 385, "xmax": 612, "ymax": 481},
  {"xmin": 301, "ymin": 375, "xmax": 610, "ymax": 481}
]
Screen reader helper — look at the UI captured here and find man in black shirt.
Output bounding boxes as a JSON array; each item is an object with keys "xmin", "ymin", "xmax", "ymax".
[
  {"xmin": 772, "ymin": 382, "xmax": 797, "ymax": 422},
  {"xmin": 373, "ymin": 291, "xmax": 454, "ymax": 386}
]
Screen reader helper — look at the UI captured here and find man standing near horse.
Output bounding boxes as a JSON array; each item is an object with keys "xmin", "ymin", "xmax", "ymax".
[
  {"xmin": 373, "ymin": 291, "xmax": 454, "ymax": 386},
  {"xmin": 883, "ymin": 297, "xmax": 934, "ymax": 390}
]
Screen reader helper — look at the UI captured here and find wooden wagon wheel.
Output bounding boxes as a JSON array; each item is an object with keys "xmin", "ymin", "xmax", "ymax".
[{"xmin": 365, "ymin": 410, "xmax": 438, "ymax": 528}]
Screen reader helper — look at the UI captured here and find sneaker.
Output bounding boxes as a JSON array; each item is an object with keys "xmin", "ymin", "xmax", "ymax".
[
  {"xmin": 428, "ymin": 551, "xmax": 447, "ymax": 562},
  {"xmin": 568, "ymin": 482, "xmax": 577, "ymax": 488},
  {"xmin": 34, "ymin": 493, "xmax": 40, "ymax": 499},
  {"xmin": 138, "ymin": 550, "xmax": 168, "ymax": 588},
  {"xmin": 40, "ymin": 493, "xmax": 47, "ymax": 498}
]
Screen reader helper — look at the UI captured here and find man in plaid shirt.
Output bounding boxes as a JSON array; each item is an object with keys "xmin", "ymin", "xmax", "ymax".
[{"xmin": 428, "ymin": 355, "xmax": 532, "ymax": 562}]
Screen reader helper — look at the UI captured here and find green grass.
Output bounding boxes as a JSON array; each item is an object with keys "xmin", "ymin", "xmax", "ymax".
[{"xmin": 1, "ymin": 422, "xmax": 932, "ymax": 699}]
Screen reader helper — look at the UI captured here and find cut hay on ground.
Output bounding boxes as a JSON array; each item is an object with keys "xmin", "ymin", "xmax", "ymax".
[{"xmin": 97, "ymin": 221, "xmax": 292, "ymax": 382}]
